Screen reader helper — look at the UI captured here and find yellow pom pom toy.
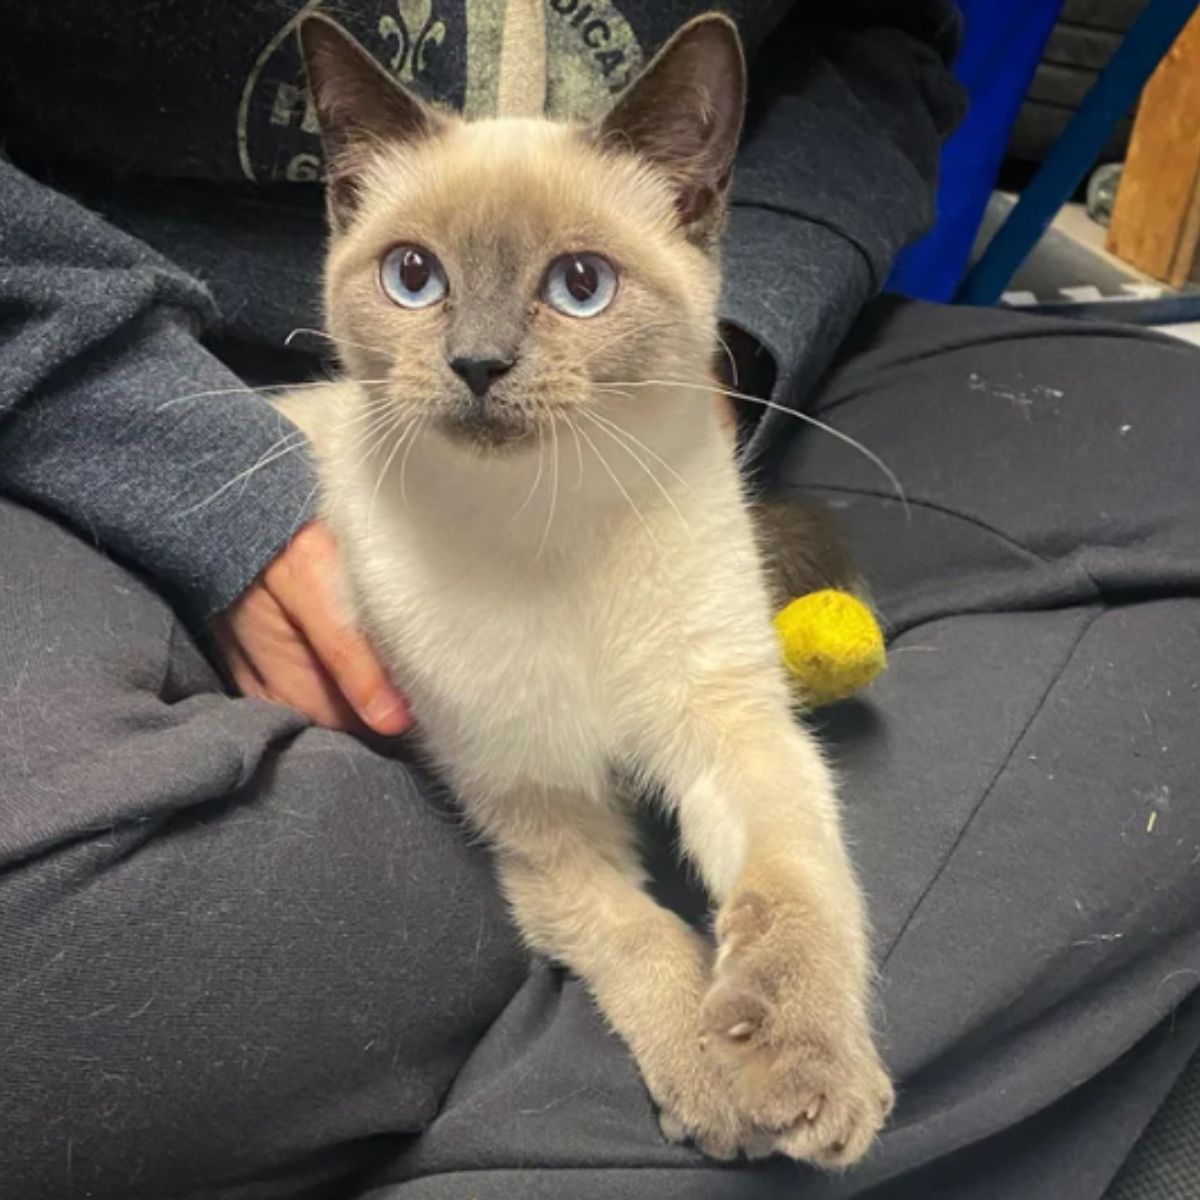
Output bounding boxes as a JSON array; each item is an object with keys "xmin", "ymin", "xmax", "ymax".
[{"xmin": 774, "ymin": 589, "xmax": 886, "ymax": 707}]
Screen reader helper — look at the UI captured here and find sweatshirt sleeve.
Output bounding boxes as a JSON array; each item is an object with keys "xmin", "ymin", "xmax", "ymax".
[
  {"xmin": 0, "ymin": 158, "xmax": 318, "ymax": 624},
  {"xmin": 721, "ymin": 0, "xmax": 966, "ymax": 465}
]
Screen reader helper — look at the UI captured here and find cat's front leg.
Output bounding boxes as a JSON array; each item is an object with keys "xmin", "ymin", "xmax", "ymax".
[
  {"xmin": 653, "ymin": 702, "xmax": 894, "ymax": 1167},
  {"xmin": 467, "ymin": 782, "xmax": 760, "ymax": 1158}
]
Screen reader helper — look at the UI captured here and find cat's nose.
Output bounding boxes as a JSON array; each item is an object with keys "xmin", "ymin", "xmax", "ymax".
[{"xmin": 449, "ymin": 355, "xmax": 514, "ymax": 398}]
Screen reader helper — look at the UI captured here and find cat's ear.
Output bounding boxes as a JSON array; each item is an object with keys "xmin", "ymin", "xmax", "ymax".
[
  {"xmin": 298, "ymin": 14, "xmax": 448, "ymax": 227},
  {"xmin": 599, "ymin": 15, "xmax": 746, "ymax": 245}
]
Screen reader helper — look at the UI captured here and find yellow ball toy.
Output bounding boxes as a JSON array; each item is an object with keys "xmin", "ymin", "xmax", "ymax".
[{"xmin": 774, "ymin": 589, "xmax": 886, "ymax": 708}]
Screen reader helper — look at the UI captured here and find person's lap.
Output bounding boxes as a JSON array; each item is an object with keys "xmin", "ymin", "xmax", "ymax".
[
  {"xmin": 359, "ymin": 301, "xmax": 1200, "ymax": 1199},
  {"xmin": 2, "ymin": 298, "xmax": 1197, "ymax": 1200},
  {"xmin": 786, "ymin": 299, "xmax": 1200, "ymax": 1197},
  {"xmin": 0, "ymin": 502, "xmax": 526, "ymax": 1198}
]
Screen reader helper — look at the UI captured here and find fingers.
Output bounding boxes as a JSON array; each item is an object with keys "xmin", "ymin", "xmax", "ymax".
[
  {"xmin": 212, "ymin": 521, "xmax": 413, "ymax": 736},
  {"xmin": 264, "ymin": 523, "xmax": 413, "ymax": 736},
  {"xmin": 214, "ymin": 581, "xmax": 366, "ymax": 734},
  {"xmin": 213, "ymin": 619, "xmax": 267, "ymax": 700},
  {"xmin": 255, "ymin": 636, "xmax": 365, "ymax": 733}
]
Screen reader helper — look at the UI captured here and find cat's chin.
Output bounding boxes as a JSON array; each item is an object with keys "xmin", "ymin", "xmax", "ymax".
[{"xmin": 434, "ymin": 411, "xmax": 536, "ymax": 456}]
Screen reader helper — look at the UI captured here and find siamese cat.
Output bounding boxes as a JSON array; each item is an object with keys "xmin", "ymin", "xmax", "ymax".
[{"xmin": 279, "ymin": 12, "xmax": 892, "ymax": 1165}]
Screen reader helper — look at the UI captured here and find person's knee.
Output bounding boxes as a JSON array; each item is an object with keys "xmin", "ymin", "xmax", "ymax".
[{"xmin": 0, "ymin": 733, "xmax": 526, "ymax": 1199}]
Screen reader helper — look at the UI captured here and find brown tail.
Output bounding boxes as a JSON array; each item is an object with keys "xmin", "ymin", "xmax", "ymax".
[{"xmin": 751, "ymin": 495, "xmax": 865, "ymax": 610}]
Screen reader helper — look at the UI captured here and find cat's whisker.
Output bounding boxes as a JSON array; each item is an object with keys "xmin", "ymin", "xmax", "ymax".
[
  {"xmin": 578, "ymin": 409, "xmax": 690, "ymax": 538},
  {"xmin": 568, "ymin": 319, "xmax": 676, "ymax": 373},
  {"xmin": 180, "ymin": 399, "xmax": 398, "ymax": 520},
  {"xmin": 352, "ymin": 407, "xmax": 405, "ymax": 466},
  {"xmin": 585, "ymin": 408, "xmax": 694, "ymax": 495},
  {"xmin": 178, "ymin": 429, "xmax": 310, "ymax": 517},
  {"xmin": 329, "ymin": 405, "xmax": 384, "ymax": 432},
  {"xmin": 158, "ymin": 380, "xmax": 325, "ymax": 413},
  {"xmin": 285, "ymin": 326, "xmax": 338, "ymax": 350},
  {"xmin": 713, "ymin": 328, "xmax": 738, "ymax": 388},
  {"xmin": 326, "ymin": 413, "xmax": 398, "ymax": 481},
  {"xmin": 536, "ymin": 414, "xmax": 562, "ymax": 560},
  {"xmin": 349, "ymin": 409, "xmax": 410, "ymax": 475},
  {"xmin": 399, "ymin": 412, "xmax": 428, "ymax": 508},
  {"xmin": 158, "ymin": 377, "xmax": 393, "ymax": 413},
  {"xmin": 327, "ymin": 403, "xmax": 423, "ymax": 469},
  {"xmin": 511, "ymin": 423, "xmax": 547, "ymax": 525},
  {"xmin": 328, "ymin": 394, "xmax": 388, "ymax": 435},
  {"xmin": 285, "ymin": 326, "xmax": 398, "ymax": 362},
  {"xmin": 366, "ymin": 414, "xmax": 421, "ymax": 537},
  {"xmin": 595, "ymin": 377, "xmax": 909, "ymax": 515},
  {"xmin": 569, "ymin": 325, "xmax": 656, "ymax": 372},
  {"xmin": 562, "ymin": 410, "xmax": 586, "ymax": 491},
  {"xmin": 338, "ymin": 400, "xmax": 410, "ymax": 460},
  {"xmin": 293, "ymin": 481, "xmax": 322, "ymax": 532},
  {"xmin": 573, "ymin": 420, "xmax": 657, "ymax": 546},
  {"xmin": 327, "ymin": 392, "xmax": 390, "ymax": 424},
  {"xmin": 341, "ymin": 418, "xmax": 397, "ymax": 460}
]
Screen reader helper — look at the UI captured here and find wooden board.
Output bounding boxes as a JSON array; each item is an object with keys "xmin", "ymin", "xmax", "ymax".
[{"xmin": 1106, "ymin": 7, "xmax": 1200, "ymax": 286}]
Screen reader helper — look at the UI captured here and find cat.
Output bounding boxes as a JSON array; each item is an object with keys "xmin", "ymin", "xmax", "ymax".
[{"xmin": 279, "ymin": 11, "xmax": 893, "ymax": 1166}]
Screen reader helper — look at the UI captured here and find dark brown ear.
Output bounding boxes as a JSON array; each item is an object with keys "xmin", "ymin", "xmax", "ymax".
[
  {"xmin": 599, "ymin": 15, "xmax": 746, "ymax": 246},
  {"xmin": 298, "ymin": 14, "xmax": 447, "ymax": 227}
]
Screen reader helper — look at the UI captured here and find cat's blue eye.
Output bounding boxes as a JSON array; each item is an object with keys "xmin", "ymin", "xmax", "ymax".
[
  {"xmin": 542, "ymin": 253, "xmax": 617, "ymax": 318},
  {"xmin": 380, "ymin": 245, "xmax": 448, "ymax": 309}
]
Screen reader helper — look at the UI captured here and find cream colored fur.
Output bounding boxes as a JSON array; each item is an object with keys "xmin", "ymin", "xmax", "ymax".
[{"xmin": 282, "ymin": 19, "xmax": 893, "ymax": 1166}]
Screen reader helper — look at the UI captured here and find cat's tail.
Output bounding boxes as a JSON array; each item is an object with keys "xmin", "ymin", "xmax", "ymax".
[
  {"xmin": 751, "ymin": 495, "xmax": 869, "ymax": 609},
  {"xmin": 753, "ymin": 495, "xmax": 888, "ymax": 705},
  {"xmin": 497, "ymin": 0, "xmax": 547, "ymax": 118}
]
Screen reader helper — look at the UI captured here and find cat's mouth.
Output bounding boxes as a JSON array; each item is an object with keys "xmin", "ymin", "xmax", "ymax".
[{"xmin": 436, "ymin": 404, "xmax": 534, "ymax": 454}]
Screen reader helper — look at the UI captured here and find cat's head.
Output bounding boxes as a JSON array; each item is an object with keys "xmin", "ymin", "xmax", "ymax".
[{"xmin": 299, "ymin": 13, "xmax": 745, "ymax": 455}]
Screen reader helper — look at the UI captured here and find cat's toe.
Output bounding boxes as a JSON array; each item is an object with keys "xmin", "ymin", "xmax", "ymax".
[
  {"xmin": 657, "ymin": 1098, "xmax": 743, "ymax": 1161},
  {"xmin": 772, "ymin": 1054, "xmax": 894, "ymax": 1168},
  {"xmin": 707, "ymin": 1011, "xmax": 891, "ymax": 1166}
]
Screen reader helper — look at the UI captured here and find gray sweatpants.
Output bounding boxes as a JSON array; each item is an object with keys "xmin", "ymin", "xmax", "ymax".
[{"xmin": 2, "ymin": 299, "xmax": 1198, "ymax": 1200}]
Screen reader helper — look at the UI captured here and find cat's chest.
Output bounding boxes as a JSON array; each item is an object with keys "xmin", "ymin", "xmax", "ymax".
[{"xmin": 347, "ymin": 532, "xmax": 666, "ymax": 789}]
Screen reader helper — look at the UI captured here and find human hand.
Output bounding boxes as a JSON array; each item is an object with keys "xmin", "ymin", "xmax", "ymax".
[{"xmin": 213, "ymin": 520, "xmax": 412, "ymax": 735}]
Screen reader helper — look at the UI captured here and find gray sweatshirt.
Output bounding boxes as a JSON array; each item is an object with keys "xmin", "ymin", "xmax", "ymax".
[{"xmin": 0, "ymin": 1, "xmax": 963, "ymax": 624}]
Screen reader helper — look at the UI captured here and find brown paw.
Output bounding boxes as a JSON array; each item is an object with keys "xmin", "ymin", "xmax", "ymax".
[
  {"xmin": 651, "ymin": 1052, "xmax": 768, "ymax": 1161},
  {"xmin": 772, "ymin": 1058, "xmax": 894, "ymax": 1169},
  {"xmin": 657, "ymin": 1103, "xmax": 742, "ymax": 1161},
  {"xmin": 698, "ymin": 892, "xmax": 894, "ymax": 1168}
]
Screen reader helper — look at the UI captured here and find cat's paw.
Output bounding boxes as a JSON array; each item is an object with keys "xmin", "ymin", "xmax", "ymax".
[
  {"xmin": 698, "ymin": 890, "xmax": 894, "ymax": 1168},
  {"xmin": 645, "ymin": 1038, "xmax": 771, "ymax": 1161},
  {"xmin": 699, "ymin": 991, "xmax": 893, "ymax": 1168},
  {"xmin": 656, "ymin": 1095, "xmax": 754, "ymax": 1162}
]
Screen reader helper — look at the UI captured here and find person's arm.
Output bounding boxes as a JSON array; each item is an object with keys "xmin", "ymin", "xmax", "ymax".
[
  {"xmin": 0, "ymin": 158, "xmax": 410, "ymax": 734},
  {"xmin": 721, "ymin": 0, "xmax": 966, "ymax": 460},
  {"xmin": 0, "ymin": 157, "xmax": 312, "ymax": 620}
]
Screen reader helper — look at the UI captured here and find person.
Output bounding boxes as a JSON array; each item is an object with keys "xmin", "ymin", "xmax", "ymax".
[{"xmin": 0, "ymin": 3, "xmax": 1196, "ymax": 1198}]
